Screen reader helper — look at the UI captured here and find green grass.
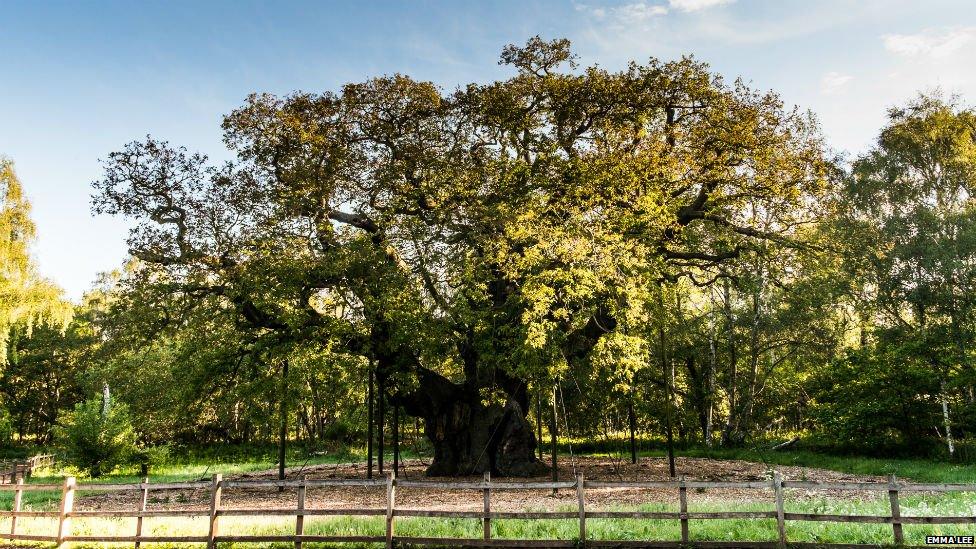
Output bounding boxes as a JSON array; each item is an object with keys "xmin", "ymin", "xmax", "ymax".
[{"xmin": 6, "ymin": 495, "xmax": 976, "ymax": 548}]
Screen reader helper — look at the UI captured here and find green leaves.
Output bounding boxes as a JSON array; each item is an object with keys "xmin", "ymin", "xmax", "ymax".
[
  {"xmin": 84, "ymin": 37, "xmax": 843, "ymax": 455},
  {"xmin": 55, "ymin": 393, "xmax": 137, "ymax": 477},
  {"xmin": 811, "ymin": 345, "xmax": 940, "ymax": 452},
  {"xmin": 0, "ymin": 157, "xmax": 71, "ymax": 364},
  {"xmin": 843, "ymin": 93, "xmax": 976, "ymax": 350}
]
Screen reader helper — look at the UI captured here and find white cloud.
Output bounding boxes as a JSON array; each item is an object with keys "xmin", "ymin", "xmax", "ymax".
[
  {"xmin": 575, "ymin": 4, "xmax": 606, "ymax": 18},
  {"xmin": 576, "ymin": 0, "xmax": 730, "ymax": 22},
  {"xmin": 574, "ymin": 1, "xmax": 867, "ymax": 71},
  {"xmin": 668, "ymin": 0, "xmax": 735, "ymax": 12},
  {"xmin": 883, "ymin": 27, "xmax": 976, "ymax": 59},
  {"xmin": 821, "ymin": 72, "xmax": 853, "ymax": 95},
  {"xmin": 571, "ymin": 6, "xmax": 976, "ymax": 157},
  {"xmin": 577, "ymin": 2, "xmax": 668, "ymax": 22},
  {"xmin": 617, "ymin": 2, "xmax": 669, "ymax": 20}
]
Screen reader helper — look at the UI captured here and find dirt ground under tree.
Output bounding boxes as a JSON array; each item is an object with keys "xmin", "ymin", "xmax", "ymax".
[{"xmin": 77, "ymin": 456, "xmax": 890, "ymax": 513}]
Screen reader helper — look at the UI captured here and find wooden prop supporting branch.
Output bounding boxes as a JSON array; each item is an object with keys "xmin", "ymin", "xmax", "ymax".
[
  {"xmin": 367, "ymin": 363, "xmax": 375, "ymax": 479},
  {"xmin": 628, "ymin": 393, "xmax": 637, "ymax": 464},
  {"xmin": 393, "ymin": 403, "xmax": 400, "ymax": 477},
  {"xmin": 660, "ymin": 324, "xmax": 677, "ymax": 478},
  {"xmin": 378, "ymin": 376, "xmax": 385, "ymax": 475},
  {"xmin": 550, "ymin": 380, "xmax": 559, "ymax": 496},
  {"xmin": 536, "ymin": 390, "xmax": 544, "ymax": 461},
  {"xmin": 278, "ymin": 360, "xmax": 289, "ymax": 489}
]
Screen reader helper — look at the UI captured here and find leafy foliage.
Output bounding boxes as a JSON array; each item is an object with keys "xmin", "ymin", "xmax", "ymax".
[
  {"xmin": 56, "ymin": 394, "xmax": 137, "ymax": 477},
  {"xmin": 79, "ymin": 37, "xmax": 832, "ymax": 473},
  {"xmin": 0, "ymin": 158, "xmax": 71, "ymax": 361},
  {"xmin": 811, "ymin": 344, "xmax": 940, "ymax": 453}
]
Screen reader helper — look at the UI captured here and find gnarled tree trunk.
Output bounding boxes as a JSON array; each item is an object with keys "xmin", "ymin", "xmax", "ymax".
[{"xmin": 397, "ymin": 367, "xmax": 547, "ymax": 477}]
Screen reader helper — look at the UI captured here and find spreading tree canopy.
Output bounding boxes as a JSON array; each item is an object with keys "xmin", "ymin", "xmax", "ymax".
[{"xmin": 94, "ymin": 38, "xmax": 832, "ymax": 476}]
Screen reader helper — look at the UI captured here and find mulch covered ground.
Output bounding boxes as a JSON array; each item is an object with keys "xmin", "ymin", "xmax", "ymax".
[{"xmin": 76, "ymin": 456, "xmax": 888, "ymax": 513}]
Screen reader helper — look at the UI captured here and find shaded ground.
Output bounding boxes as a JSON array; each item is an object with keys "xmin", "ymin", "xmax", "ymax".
[{"xmin": 77, "ymin": 456, "xmax": 889, "ymax": 514}]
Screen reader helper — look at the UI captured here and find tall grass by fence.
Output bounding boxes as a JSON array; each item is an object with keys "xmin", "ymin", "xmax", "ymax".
[{"xmin": 3, "ymin": 470, "xmax": 976, "ymax": 548}]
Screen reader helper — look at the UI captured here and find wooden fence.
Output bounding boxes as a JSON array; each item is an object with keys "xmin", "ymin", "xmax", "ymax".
[
  {"xmin": 0, "ymin": 454, "xmax": 54, "ymax": 485},
  {"xmin": 2, "ymin": 471, "xmax": 976, "ymax": 548}
]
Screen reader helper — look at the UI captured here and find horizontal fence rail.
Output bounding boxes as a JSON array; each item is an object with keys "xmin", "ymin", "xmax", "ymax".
[{"xmin": 2, "ymin": 470, "xmax": 975, "ymax": 547}]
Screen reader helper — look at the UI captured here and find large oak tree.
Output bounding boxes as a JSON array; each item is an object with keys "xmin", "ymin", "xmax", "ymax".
[{"xmin": 94, "ymin": 38, "xmax": 830, "ymax": 476}]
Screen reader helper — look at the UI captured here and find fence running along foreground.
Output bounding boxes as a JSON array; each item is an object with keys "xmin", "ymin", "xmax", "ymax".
[
  {"xmin": 2, "ymin": 471, "xmax": 976, "ymax": 548},
  {"xmin": 0, "ymin": 454, "xmax": 54, "ymax": 485}
]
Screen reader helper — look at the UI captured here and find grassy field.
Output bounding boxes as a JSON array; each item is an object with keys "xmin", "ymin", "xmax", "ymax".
[
  {"xmin": 6, "ymin": 494, "xmax": 976, "ymax": 548},
  {"xmin": 4, "ymin": 446, "xmax": 976, "ymax": 547}
]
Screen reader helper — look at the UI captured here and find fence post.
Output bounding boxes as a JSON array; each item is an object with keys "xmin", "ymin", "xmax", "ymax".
[
  {"xmin": 135, "ymin": 476, "xmax": 148, "ymax": 549},
  {"xmin": 385, "ymin": 472, "xmax": 395, "ymax": 549},
  {"xmin": 679, "ymin": 476, "xmax": 689, "ymax": 544},
  {"xmin": 10, "ymin": 478, "xmax": 23, "ymax": 536},
  {"xmin": 888, "ymin": 474, "xmax": 904, "ymax": 545},
  {"xmin": 207, "ymin": 473, "xmax": 222, "ymax": 549},
  {"xmin": 296, "ymin": 475, "xmax": 306, "ymax": 549},
  {"xmin": 576, "ymin": 473, "xmax": 586, "ymax": 546},
  {"xmin": 483, "ymin": 471, "xmax": 491, "ymax": 541},
  {"xmin": 773, "ymin": 471, "xmax": 786, "ymax": 548},
  {"xmin": 56, "ymin": 476, "xmax": 76, "ymax": 547}
]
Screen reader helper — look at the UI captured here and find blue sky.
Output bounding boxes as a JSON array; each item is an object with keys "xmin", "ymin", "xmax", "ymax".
[{"xmin": 3, "ymin": 0, "xmax": 975, "ymax": 300}]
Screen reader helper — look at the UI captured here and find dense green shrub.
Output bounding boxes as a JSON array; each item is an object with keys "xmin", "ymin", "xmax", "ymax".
[
  {"xmin": 55, "ymin": 395, "xmax": 137, "ymax": 477},
  {"xmin": 323, "ymin": 420, "xmax": 357, "ymax": 444},
  {"xmin": 810, "ymin": 345, "xmax": 941, "ymax": 455},
  {"xmin": 135, "ymin": 444, "xmax": 171, "ymax": 475}
]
